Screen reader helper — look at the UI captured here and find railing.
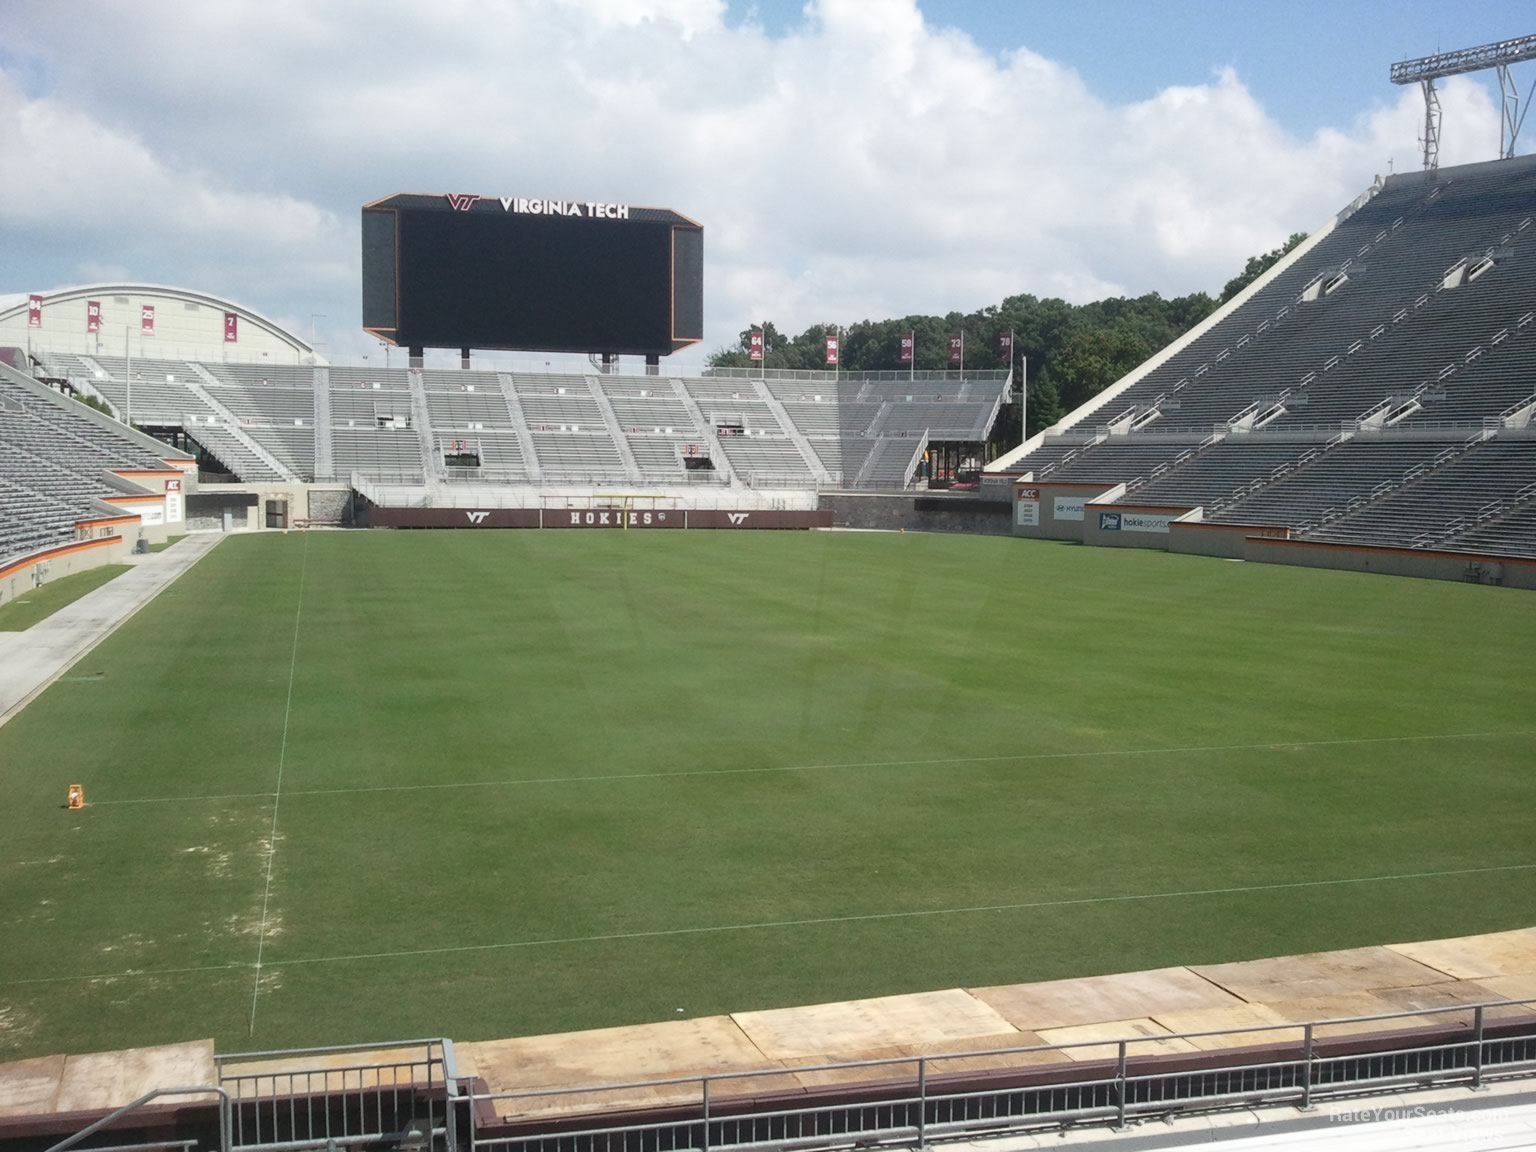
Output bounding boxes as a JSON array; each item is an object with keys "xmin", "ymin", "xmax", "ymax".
[
  {"xmin": 703, "ymin": 368, "xmax": 1008, "ymax": 383},
  {"xmin": 45, "ymin": 1087, "xmax": 231, "ymax": 1152},
  {"xmin": 462, "ymin": 999, "xmax": 1536, "ymax": 1152},
  {"xmin": 217, "ymin": 1038, "xmax": 455, "ymax": 1152},
  {"xmin": 745, "ymin": 471, "xmax": 820, "ymax": 489}
]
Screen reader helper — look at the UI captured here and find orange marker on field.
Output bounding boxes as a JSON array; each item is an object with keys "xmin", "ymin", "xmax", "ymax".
[{"xmin": 66, "ymin": 785, "xmax": 85, "ymax": 810}]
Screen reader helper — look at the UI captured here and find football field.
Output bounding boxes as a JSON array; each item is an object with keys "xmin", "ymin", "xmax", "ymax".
[{"xmin": 1, "ymin": 529, "xmax": 1533, "ymax": 1060}]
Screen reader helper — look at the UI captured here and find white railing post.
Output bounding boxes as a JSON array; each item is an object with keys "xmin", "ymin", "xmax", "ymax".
[
  {"xmin": 1115, "ymin": 1039, "xmax": 1128, "ymax": 1130},
  {"xmin": 916, "ymin": 1058, "xmax": 927, "ymax": 1149},
  {"xmin": 1472, "ymin": 1005, "xmax": 1485, "ymax": 1091},
  {"xmin": 1300, "ymin": 1023, "xmax": 1315, "ymax": 1111}
]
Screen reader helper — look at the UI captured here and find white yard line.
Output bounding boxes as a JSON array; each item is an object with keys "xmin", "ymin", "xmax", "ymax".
[
  {"xmin": 9, "ymin": 860, "xmax": 1531, "ymax": 987},
  {"xmin": 247, "ymin": 533, "xmax": 309, "ymax": 1036}
]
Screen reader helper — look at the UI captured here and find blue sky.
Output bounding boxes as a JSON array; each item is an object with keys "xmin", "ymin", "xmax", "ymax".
[
  {"xmin": 733, "ymin": 1, "xmax": 1531, "ymax": 136},
  {"xmin": 1, "ymin": 0, "xmax": 1532, "ymax": 364}
]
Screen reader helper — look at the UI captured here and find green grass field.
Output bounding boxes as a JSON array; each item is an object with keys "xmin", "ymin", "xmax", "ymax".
[
  {"xmin": 1, "ymin": 530, "xmax": 1534, "ymax": 1060},
  {"xmin": 0, "ymin": 565, "xmax": 130, "ymax": 632}
]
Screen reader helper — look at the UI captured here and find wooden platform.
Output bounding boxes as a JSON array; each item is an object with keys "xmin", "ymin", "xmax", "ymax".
[{"xmin": 4, "ymin": 928, "xmax": 1534, "ymax": 1124}]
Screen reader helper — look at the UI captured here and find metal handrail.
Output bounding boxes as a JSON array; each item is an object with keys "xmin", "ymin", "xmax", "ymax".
[
  {"xmin": 462, "ymin": 997, "xmax": 1536, "ymax": 1152},
  {"xmin": 470, "ymin": 995, "xmax": 1535, "ymax": 1106},
  {"xmin": 45, "ymin": 1086, "xmax": 230, "ymax": 1152}
]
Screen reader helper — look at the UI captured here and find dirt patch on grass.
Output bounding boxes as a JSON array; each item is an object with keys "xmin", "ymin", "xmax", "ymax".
[{"xmin": 0, "ymin": 1004, "xmax": 41, "ymax": 1053}]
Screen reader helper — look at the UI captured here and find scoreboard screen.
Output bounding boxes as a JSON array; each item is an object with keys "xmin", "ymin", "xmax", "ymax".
[{"xmin": 361, "ymin": 193, "xmax": 703, "ymax": 357}]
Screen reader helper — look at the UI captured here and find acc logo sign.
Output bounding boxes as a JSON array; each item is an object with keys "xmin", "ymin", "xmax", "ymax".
[
  {"xmin": 1098, "ymin": 512, "xmax": 1121, "ymax": 531},
  {"xmin": 465, "ymin": 511, "xmax": 490, "ymax": 524},
  {"xmin": 445, "ymin": 193, "xmax": 480, "ymax": 212},
  {"xmin": 727, "ymin": 513, "xmax": 749, "ymax": 525}
]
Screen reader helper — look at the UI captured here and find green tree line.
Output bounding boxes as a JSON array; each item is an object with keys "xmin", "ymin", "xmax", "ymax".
[{"xmin": 709, "ymin": 233, "xmax": 1306, "ymax": 446}]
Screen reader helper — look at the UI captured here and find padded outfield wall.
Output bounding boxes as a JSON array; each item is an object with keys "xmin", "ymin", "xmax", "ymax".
[
  {"xmin": 368, "ymin": 505, "xmax": 831, "ymax": 529},
  {"xmin": 1005, "ymin": 477, "xmax": 1535, "ymax": 589}
]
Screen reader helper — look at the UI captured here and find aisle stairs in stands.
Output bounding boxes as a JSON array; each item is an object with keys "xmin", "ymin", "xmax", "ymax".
[
  {"xmin": 406, "ymin": 367, "xmax": 439, "ymax": 486},
  {"xmin": 186, "ymin": 364, "xmax": 297, "ymax": 481},
  {"xmin": 751, "ymin": 379, "xmax": 831, "ymax": 484},
  {"xmin": 670, "ymin": 378, "xmax": 735, "ymax": 482},
  {"xmin": 496, "ymin": 373, "xmax": 542, "ymax": 481},
  {"xmin": 586, "ymin": 376, "xmax": 644, "ymax": 483},
  {"xmin": 313, "ymin": 367, "xmax": 335, "ymax": 481}
]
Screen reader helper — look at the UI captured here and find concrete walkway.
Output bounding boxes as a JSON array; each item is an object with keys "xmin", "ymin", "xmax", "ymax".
[{"xmin": 0, "ymin": 532, "xmax": 224, "ymax": 728}]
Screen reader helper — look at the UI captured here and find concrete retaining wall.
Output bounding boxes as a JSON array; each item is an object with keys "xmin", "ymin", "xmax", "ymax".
[
  {"xmin": 1244, "ymin": 537, "xmax": 1536, "ymax": 589},
  {"xmin": 1169, "ymin": 521, "xmax": 1289, "ymax": 559},
  {"xmin": 822, "ymin": 493, "xmax": 1012, "ymax": 535},
  {"xmin": 0, "ymin": 536, "xmax": 131, "ymax": 609},
  {"xmin": 1010, "ymin": 482, "xmax": 1122, "ymax": 541},
  {"xmin": 1082, "ymin": 503, "xmax": 1201, "ymax": 550}
]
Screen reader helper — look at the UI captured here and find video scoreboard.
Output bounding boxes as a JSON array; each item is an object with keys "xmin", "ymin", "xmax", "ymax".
[{"xmin": 361, "ymin": 193, "xmax": 703, "ymax": 357}]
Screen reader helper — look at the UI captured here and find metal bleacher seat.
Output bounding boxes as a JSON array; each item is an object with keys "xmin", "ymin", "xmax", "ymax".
[
  {"xmin": 1305, "ymin": 437, "xmax": 1536, "ymax": 549},
  {"xmin": 1211, "ymin": 437, "xmax": 1462, "ymax": 528},
  {"xmin": 1447, "ymin": 494, "xmax": 1536, "ymax": 557}
]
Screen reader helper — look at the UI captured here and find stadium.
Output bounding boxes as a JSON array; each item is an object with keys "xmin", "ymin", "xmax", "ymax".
[{"xmin": 1, "ymin": 17, "xmax": 1536, "ymax": 1152}]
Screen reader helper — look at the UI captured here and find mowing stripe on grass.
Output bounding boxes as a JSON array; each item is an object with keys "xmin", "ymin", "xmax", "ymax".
[
  {"xmin": 9, "ymin": 861, "xmax": 1530, "ymax": 987},
  {"xmin": 248, "ymin": 533, "xmax": 309, "ymax": 1037},
  {"xmin": 83, "ymin": 728, "xmax": 1536, "ymax": 806},
  {"xmin": 256, "ymin": 861, "xmax": 1536, "ymax": 967}
]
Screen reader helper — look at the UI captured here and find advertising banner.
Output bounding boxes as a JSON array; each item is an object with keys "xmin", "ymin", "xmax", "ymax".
[
  {"xmin": 1121, "ymin": 511, "xmax": 1176, "ymax": 533},
  {"xmin": 1054, "ymin": 496, "xmax": 1086, "ymax": 521}
]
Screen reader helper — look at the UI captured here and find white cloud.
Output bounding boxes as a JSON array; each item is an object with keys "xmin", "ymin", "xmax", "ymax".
[{"xmin": 0, "ymin": 0, "xmax": 1520, "ymax": 364}]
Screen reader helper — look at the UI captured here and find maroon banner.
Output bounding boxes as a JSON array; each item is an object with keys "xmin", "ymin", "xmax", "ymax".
[
  {"xmin": 367, "ymin": 507, "xmax": 833, "ymax": 530},
  {"xmin": 224, "ymin": 311, "xmax": 239, "ymax": 343},
  {"xmin": 998, "ymin": 331, "xmax": 1012, "ymax": 359},
  {"xmin": 686, "ymin": 509, "xmax": 833, "ymax": 529},
  {"xmin": 748, "ymin": 329, "xmax": 764, "ymax": 362},
  {"xmin": 899, "ymin": 332, "xmax": 914, "ymax": 363},
  {"xmin": 140, "ymin": 304, "xmax": 156, "ymax": 335},
  {"xmin": 949, "ymin": 334, "xmax": 963, "ymax": 365},
  {"xmin": 86, "ymin": 300, "xmax": 102, "ymax": 334},
  {"xmin": 825, "ymin": 334, "xmax": 839, "ymax": 366},
  {"xmin": 370, "ymin": 507, "xmax": 542, "ymax": 528},
  {"xmin": 547, "ymin": 507, "xmax": 685, "ymax": 529},
  {"xmin": 27, "ymin": 294, "xmax": 42, "ymax": 328}
]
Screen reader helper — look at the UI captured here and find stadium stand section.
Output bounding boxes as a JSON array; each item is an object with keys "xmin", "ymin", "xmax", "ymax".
[
  {"xmin": 991, "ymin": 152, "xmax": 1536, "ymax": 556},
  {"xmin": 28, "ymin": 353, "xmax": 1009, "ymax": 492},
  {"xmin": 0, "ymin": 365, "xmax": 193, "ymax": 568}
]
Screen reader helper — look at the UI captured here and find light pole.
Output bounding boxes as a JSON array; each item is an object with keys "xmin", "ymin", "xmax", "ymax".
[{"xmin": 309, "ymin": 314, "xmax": 326, "ymax": 363}]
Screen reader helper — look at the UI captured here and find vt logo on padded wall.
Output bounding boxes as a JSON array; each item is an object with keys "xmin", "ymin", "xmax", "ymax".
[
  {"xmin": 727, "ymin": 513, "xmax": 749, "ymax": 525},
  {"xmin": 465, "ymin": 511, "xmax": 490, "ymax": 524},
  {"xmin": 445, "ymin": 193, "xmax": 480, "ymax": 212}
]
